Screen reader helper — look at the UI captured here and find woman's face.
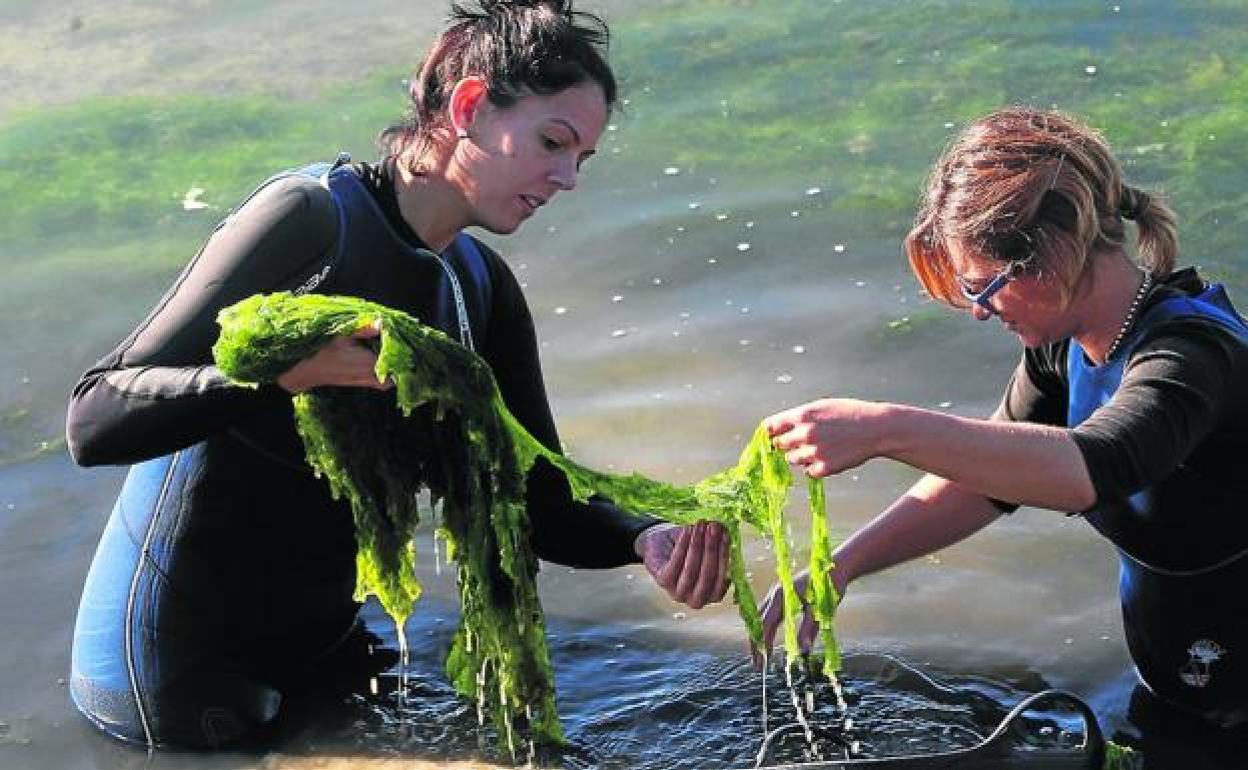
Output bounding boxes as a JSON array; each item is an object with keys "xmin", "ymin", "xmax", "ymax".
[
  {"xmin": 451, "ymin": 81, "xmax": 608, "ymax": 235},
  {"xmin": 946, "ymin": 238, "xmax": 1076, "ymax": 348}
]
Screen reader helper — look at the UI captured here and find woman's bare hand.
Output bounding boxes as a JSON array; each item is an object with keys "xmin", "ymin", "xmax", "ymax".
[{"xmin": 276, "ymin": 322, "xmax": 392, "ymax": 394}]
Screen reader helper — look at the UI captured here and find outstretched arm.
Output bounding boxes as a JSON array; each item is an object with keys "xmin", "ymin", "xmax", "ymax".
[
  {"xmin": 759, "ymin": 473, "xmax": 1001, "ymax": 656},
  {"xmin": 765, "ymin": 398, "xmax": 1096, "ymax": 512}
]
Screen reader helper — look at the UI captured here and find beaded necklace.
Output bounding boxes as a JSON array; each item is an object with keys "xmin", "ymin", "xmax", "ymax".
[{"xmin": 1104, "ymin": 272, "xmax": 1154, "ymax": 361}]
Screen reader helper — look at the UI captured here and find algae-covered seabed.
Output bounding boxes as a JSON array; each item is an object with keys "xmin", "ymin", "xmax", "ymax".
[{"xmin": 1, "ymin": 1, "xmax": 1245, "ymax": 768}]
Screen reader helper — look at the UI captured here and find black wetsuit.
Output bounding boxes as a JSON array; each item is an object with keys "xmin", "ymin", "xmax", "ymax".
[
  {"xmin": 995, "ymin": 268, "xmax": 1248, "ymax": 728},
  {"xmin": 65, "ymin": 158, "xmax": 657, "ymax": 748}
]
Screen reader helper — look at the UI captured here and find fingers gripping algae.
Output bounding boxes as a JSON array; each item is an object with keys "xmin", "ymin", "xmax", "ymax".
[{"xmin": 214, "ymin": 292, "xmax": 841, "ymax": 746}]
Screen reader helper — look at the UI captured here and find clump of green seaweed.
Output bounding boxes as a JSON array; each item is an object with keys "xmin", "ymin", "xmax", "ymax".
[
  {"xmin": 1101, "ymin": 740, "xmax": 1142, "ymax": 770},
  {"xmin": 213, "ymin": 291, "xmax": 840, "ymax": 747}
]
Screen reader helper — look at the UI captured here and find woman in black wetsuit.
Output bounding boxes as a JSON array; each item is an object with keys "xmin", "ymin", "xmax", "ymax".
[
  {"xmin": 66, "ymin": 0, "xmax": 730, "ymax": 749},
  {"xmin": 757, "ymin": 108, "xmax": 1248, "ymax": 764}
]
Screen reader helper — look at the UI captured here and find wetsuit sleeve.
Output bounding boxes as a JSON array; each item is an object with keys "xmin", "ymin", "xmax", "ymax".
[
  {"xmin": 66, "ymin": 176, "xmax": 339, "ymax": 466},
  {"xmin": 992, "ymin": 345, "xmax": 1070, "ymax": 427},
  {"xmin": 985, "ymin": 345, "xmax": 1071, "ymax": 512},
  {"xmin": 1068, "ymin": 320, "xmax": 1246, "ymax": 506},
  {"xmin": 476, "ymin": 245, "xmax": 660, "ymax": 568}
]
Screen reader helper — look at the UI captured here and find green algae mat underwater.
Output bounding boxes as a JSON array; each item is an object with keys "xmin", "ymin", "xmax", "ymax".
[
  {"xmin": 3, "ymin": 0, "xmax": 1246, "ymax": 469},
  {"xmin": 213, "ymin": 291, "xmax": 842, "ymax": 749}
]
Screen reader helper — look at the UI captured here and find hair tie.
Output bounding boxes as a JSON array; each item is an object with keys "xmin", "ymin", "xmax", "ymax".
[{"xmin": 1120, "ymin": 186, "xmax": 1145, "ymax": 220}]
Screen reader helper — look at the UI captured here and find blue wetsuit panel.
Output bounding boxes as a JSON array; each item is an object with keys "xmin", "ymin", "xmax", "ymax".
[{"xmin": 1067, "ymin": 283, "xmax": 1248, "ymax": 718}]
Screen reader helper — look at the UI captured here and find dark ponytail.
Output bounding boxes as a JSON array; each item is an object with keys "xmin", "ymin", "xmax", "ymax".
[{"xmin": 379, "ymin": 0, "xmax": 617, "ymax": 162}]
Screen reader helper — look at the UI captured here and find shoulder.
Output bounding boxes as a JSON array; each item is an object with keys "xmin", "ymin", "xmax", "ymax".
[
  {"xmin": 1131, "ymin": 270, "xmax": 1248, "ymax": 366},
  {"xmin": 223, "ymin": 171, "xmax": 338, "ymax": 249}
]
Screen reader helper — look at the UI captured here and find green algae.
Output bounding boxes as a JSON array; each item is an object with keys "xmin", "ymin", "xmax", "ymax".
[
  {"xmin": 1101, "ymin": 740, "xmax": 1142, "ymax": 770},
  {"xmin": 213, "ymin": 291, "xmax": 841, "ymax": 746}
]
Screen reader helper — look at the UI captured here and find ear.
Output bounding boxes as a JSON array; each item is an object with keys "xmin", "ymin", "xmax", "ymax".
[{"xmin": 448, "ymin": 76, "xmax": 489, "ymax": 136}]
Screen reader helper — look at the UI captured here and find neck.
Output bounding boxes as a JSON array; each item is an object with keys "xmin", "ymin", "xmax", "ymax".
[
  {"xmin": 393, "ymin": 155, "xmax": 469, "ymax": 253},
  {"xmin": 1073, "ymin": 254, "xmax": 1147, "ymax": 364}
]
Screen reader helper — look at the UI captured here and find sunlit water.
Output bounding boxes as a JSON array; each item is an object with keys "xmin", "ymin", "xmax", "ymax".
[{"xmin": 2, "ymin": 1, "xmax": 1246, "ymax": 768}]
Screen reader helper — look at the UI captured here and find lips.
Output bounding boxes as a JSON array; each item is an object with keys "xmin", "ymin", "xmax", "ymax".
[{"xmin": 519, "ymin": 194, "xmax": 546, "ymax": 215}]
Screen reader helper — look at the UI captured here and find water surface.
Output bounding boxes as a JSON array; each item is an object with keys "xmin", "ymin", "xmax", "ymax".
[{"xmin": 2, "ymin": 1, "xmax": 1245, "ymax": 768}]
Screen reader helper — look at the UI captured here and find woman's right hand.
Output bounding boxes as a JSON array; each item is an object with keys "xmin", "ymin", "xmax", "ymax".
[{"xmin": 276, "ymin": 322, "xmax": 393, "ymax": 394}]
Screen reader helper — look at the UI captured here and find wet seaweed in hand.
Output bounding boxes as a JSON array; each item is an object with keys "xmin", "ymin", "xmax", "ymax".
[{"xmin": 214, "ymin": 292, "xmax": 841, "ymax": 747}]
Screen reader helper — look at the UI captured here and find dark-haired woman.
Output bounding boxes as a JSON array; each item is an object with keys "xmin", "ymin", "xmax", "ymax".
[
  {"xmin": 758, "ymin": 108, "xmax": 1248, "ymax": 759},
  {"xmin": 66, "ymin": 0, "xmax": 730, "ymax": 749}
]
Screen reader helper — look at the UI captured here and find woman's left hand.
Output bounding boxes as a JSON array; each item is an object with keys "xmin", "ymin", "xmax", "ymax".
[
  {"xmin": 764, "ymin": 397, "xmax": 889, "ymax": 477},
  {"xmin": 635, "ymin": 521, "xmax": 731, "ymax": 610}
]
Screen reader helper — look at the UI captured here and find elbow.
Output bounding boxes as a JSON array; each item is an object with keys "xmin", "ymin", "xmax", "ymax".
[
  {"xmin": 65, "ymin": 389, "xmax": 124, "ymax": 466},
  {"xmin": 65, "ymin": 411, "xmax": 108, "ymax": 467},
  {"xmin": 1069, "ymin": 488, "xmax": 1098, "ymax": 514}
]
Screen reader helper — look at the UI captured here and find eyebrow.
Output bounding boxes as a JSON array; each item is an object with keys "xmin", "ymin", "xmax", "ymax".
[{"xmin": 552, "ymin": 118, "xmax": 582, "ymax": 146}]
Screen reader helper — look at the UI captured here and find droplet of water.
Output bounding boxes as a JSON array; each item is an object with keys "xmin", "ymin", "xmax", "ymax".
[
  {"xmin": 1085, "ymin": 64, "xmax": 1098, "ymax": 75},
  {"xmin": 554, "ymin": 306, "xmax": 567, "ymax": 315},
  {"xmin": 834, "ymin": 243, "xmax": 846, "ymax": 253},
  {"xmin": 740, "ymin": 306, "xmax": 751, "ymax": 314},
  {"xmin": 715, "ymin": 213, "xmax": 729, "ymax": 221},
  {"xmin": 707, "ymin": 258, "xmax": 718, "ymax": 264},
  {"xmin": 746, "ymin": 221, "xmax": 755, "ymax": 228},
  {"xmin": 612, "ymin": 294, "xmax": 624, "ymax": 303},
  {"xmin": 672, "ymin": 612, "xmax": 687, "ymax": 621},
  {"xmin": 737, "ymin": 242, "xmax": 752, "ymax": 252},
  {"xmin": 792, "ymin": 345, "xmax": 806, "ymax": 354},
  {"xmin": 664, "ymin": 166, "xmax": 681, "ymax": 176},
  {"xmin": 611, "ymin": 329, "xmax": 628, "ymax": 338},
  {"xmin": 688, "ymin": 202, "xmax": 702, "ymax": 210},
  {"xmin": 939, "ymin": 401, "xmax": 953, "ymax": 408},
  {"xmin": 805, "ymin": 186, "xmax": 822, "ymax": 196},
  {"xmin": 652, "ymin": 277, "xmax": 663, "ymax": 285},
  {"xmin": 855, "ymin": 280, "xmax": 866, "ymax": 287},
  {"xmin": 739, "ymin": 339, "xmax": 750, "ymax": 346},
  {"xmin": 791, "ymin": 210, "xmax": 801, "ymax": 218},
  {"xmin": 776, "ymin": 373, "xmax": 794, "ymax": 384}
]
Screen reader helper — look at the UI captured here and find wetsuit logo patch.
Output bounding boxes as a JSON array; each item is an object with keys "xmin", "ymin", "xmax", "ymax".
[{"xmin": 1179, "ymin": 639, "xmax": 1227, "ymax": 688}]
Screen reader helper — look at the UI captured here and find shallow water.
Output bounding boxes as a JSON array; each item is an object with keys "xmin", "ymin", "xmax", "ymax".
[{"xmin": 2, "ymin": 0, "xmax": 1246, "ymax": 768}]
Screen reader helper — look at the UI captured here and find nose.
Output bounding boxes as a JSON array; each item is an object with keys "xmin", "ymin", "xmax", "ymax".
[{"xmin": 548, "ymin": 156, "xmax": 578, "ymax": 192}]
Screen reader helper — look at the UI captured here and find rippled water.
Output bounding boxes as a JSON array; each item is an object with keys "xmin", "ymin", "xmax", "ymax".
[{"xmin": 2, "ymin": 0, "xmax": 1246, "ymax": 768}]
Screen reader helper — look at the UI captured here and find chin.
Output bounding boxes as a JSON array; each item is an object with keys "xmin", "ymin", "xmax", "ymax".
[{"xmin": 476, "ymin": 218, "xmax": 522, "ymax": 237}]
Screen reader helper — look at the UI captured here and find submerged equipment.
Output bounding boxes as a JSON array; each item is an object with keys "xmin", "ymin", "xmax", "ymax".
[
  {"xmin": 753, "ymin": 687, "xmax": 1112, "ymax": 769},
  {"xmin": 213, "ymin": 291, "xmax": 842, "ymax": 747}
]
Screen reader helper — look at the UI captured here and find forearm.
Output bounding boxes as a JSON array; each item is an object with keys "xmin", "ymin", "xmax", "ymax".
[
  {"xmin": 67, "ymin": 364, "xmax": 285, "ymax": 465},
  {"xmin": 835, "ymin": 474, "xmax": 1002, "ymax": 587},
  {"xmin": 879, "ymin": 403, "xmax": 1095, "ymax": 511}
]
